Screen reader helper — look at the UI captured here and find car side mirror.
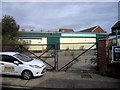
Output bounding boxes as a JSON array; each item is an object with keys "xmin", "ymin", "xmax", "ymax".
[{"xmin": 14, "ymin": 61, "xmax": 19, "ymax": 65}]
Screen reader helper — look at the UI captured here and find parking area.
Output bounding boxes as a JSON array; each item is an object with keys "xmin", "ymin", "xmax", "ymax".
[{"xmin": 0, "ymin": 71, "xmax": 120, "ymax": 89}]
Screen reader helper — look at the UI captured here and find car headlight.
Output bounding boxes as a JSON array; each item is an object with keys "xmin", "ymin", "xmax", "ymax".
[{"xmin": 29, "ymin": 65, "xmax": 41, "ymax": 69}]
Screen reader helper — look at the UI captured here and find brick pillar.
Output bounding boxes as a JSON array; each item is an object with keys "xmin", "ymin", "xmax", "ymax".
[{"xmin": 98, "ymin": 38, "xmax": 109, "ymax": 75}]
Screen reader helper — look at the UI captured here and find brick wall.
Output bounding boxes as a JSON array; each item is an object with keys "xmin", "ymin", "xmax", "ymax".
[
  {"xmin": 98, "ymin": 38, "xmax": 120, "ymax": 77},
  {"xmin": 92, "ymin": 27, "xmax": 106, "ymax": 33},
  {"xmin": 98, "ymin": 38, "xmax": 109, "ymax": 75}
]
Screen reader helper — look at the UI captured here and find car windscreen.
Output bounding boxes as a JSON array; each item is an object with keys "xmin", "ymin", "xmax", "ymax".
[{"xmin": 14, "ymin": 54, "xmax": 33, "ymax": 62}]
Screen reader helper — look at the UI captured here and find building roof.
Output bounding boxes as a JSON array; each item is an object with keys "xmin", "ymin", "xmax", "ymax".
[
  {"xmin": 111, "ymin": 21, "xmax": 120, "ymax": 35},
  {"xmin": 79, "ymin": 26, "xmax": 98, "ymax": 32},
  {"xmin": 19, "ymin": 32, "xmax": 61, "ymax": 39},
  {"xmin": 19, "ymin": 26, "xmax": 108, "ymax": 39},
  {"xmin": 78, "ymin": 26, "xmax": 106, "ymax": 33},
  {"xmin": 19, "ymin": 31, "xmax": 108, "ymax": 39},
  {"xmin": 111, "ymin": 21, "xmax": 120, "ymax": 30},
  {"xmin": 59, "ymin": 28, "xmax": 74, "ymax": 32}
]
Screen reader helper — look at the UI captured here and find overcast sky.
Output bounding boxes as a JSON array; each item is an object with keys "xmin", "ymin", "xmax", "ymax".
[{"xmin": 2, "ymin": 2, "xmax": 119, "ymax": 33}]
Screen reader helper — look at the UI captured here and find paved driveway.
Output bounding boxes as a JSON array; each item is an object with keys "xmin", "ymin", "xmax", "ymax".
[{"xmin": 0, "ymin": 71, "xmax": 120, "ymax": 89}]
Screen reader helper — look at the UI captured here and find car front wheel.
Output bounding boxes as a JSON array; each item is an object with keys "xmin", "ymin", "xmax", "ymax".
[{"xmin": 22, "ymin": 70, "xmax": 33, "ymax": 80}]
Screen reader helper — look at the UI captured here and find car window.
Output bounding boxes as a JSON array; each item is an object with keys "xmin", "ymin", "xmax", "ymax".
[
  {"xmin": 2, "ymin": 55, "xmax": 18, "ymax": 63},
  {"xmin": 14, "ymin": 54, "xmax": 33, "ymax": 62}
]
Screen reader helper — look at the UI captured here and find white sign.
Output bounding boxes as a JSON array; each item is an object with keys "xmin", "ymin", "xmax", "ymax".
[
  {"xmin": 112, "ymin": 46, "xmax": 120, "ymax": 63},
  {"xmin": 115, "ymin": 48, "xmax": 120, "ymax": 52}
]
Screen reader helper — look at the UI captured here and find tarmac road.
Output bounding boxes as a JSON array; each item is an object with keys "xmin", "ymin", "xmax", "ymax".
[
  {"xmin": 0, "ymin": 71, "xmax": 120, "ymax": 90},
  {"xmin": 2, "ymin": 86, "xmax": 119, "ymax": 90}
]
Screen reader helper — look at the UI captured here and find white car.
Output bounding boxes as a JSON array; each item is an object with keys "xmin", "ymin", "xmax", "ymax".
[{"xmin": 0, "ymin": 52, "xmax": 46, "ymax": 80}]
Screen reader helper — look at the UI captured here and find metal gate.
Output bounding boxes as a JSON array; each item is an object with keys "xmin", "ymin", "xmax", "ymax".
[
  {"xmin": 2, "ymin": 44, "xmax": 58, "ymax": 71},
  {"xmin": 2, "ymin": 42, "xmax": 98, "ymax": 72},
  {"xmin": 57, "ymin": 42, "xmax": 98, "ymax": 72}
]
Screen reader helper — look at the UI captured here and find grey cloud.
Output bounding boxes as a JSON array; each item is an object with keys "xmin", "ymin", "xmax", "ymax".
[{"xmin": 2, "ymin": 2, "xmax": 118, "ymax": 33}]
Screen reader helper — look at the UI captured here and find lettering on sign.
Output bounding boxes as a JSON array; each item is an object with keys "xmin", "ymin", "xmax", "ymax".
[
  {"xmin": 115, "ymin": 48, "xmax": 120, "ymax": 52},
  {"xmin": 4, "ymin": 66, "xmax": 15, "ymax": 71}
]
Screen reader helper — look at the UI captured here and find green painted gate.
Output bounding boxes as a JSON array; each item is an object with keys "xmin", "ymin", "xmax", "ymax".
[{"xmin": 47, "ymin": 37, "xmax": 60, "ymax": 50}]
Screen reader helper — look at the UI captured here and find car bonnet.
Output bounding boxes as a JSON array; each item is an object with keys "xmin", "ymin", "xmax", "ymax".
[{"xmin": 26, "ymin": 59, "xmax": 45, "ymax": 66}]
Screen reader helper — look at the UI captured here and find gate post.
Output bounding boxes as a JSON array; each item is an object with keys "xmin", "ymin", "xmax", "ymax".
[
  {"xmin": 53, "ymin": 44, "xmax": 58, "ymax": 71},
  {"xmin": 98, "ymin": 38, "xmax": 109, "ymax": 75},
  {"xmin": 19, "ymin": 44, "xmax": 24, "ymax": 53}
]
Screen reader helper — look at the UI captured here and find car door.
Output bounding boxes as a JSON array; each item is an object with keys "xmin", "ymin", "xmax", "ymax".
[{"xmin": 1, "ymin": 55, "xmax": 21, "ymax": 75}]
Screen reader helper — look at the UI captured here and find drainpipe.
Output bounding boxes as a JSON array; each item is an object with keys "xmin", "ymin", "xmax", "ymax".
[{"xmin": 116, "ymin": 29, "xmax": 118, "ymax": 46}]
